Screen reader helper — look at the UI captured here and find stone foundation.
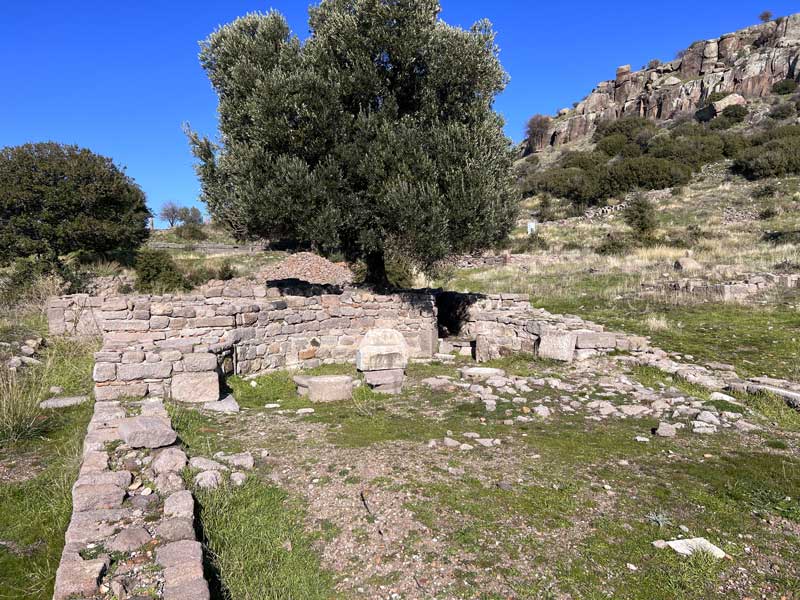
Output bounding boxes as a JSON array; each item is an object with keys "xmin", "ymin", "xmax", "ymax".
[{"xmin": 47, "ymin": 285, "xmax": 661, "ymax": 403}]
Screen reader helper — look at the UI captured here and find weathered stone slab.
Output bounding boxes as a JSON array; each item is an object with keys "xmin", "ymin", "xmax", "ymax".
[
  {"xmin": 171, "ymin": 371, "xmax": 220, "ymax": 403},
  {"xmin": 72, "ymin": 483, "xmax": 126, "ymax": 512},
  {"xmin": 203, "ymin": 395, "xmax": 240, "ymax": 414},
  {"xmin": 164, "ymin": 491, "xmax": 195, "ymax": 520},
  {"xmin": 296, "ymin": 375, "xmax": 354, "ymax": 402},
  {"xmin": 156, "ymin": 540, "xmax": 204, "ymax": 568},
  {"xmin": 53, "ymin": 556, "xmax": 107, "ymax": 600},
  {"xmin": 356, "ymin": 328, "xmax": 409, "ymax": 371},
  {"xmin": 459, "ymin": 367, "xmax": 506, "ymax": 381},
  {"xmin": 40, "ymin": 395, "xmax": 89, "ymax": 409},
  {"xmin": 538, "ymin": 331, "xmax": 577, "ymax": 362},
  {"xmin": 151, "ymin": 447, "xmax": 188, "ymax": 475},
  {"xmin": 118, "ymin": 416, "xmax": 177, "ymax": 449},
  {"xmin": 182, "ymin": 352, "xmax": 218, "ymax": 372}
]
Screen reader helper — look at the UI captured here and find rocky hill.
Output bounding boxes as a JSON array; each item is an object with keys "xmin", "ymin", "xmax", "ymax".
[{"xmin": 529, "ymin": 13, "xmax": 800, "ymax": 152}]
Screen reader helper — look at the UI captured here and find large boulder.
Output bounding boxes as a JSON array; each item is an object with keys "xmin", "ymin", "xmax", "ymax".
[{"xmin": 356, "ymin": 329, "xmax": 409, "ymax": 371}]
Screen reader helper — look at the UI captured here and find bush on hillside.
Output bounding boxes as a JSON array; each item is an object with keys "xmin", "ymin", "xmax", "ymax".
[
  {"xmin": 732, "ymin": 131, "xmax": 800, "ymax": 180},
  {"xmin": 533, "ymin": 167, "xmax": 603, "ymax": 207},
  {"xmin": 624, "ymin": 193, "xmax": 658, "ymax": 239},
  {"xmin": 0, "ymin": 142, "xmax": 150, "ymax": 265},
  {"xmin": 722, "ymin": 104, "xmax": 748, "ymax": 122},
  {"xmin": 134, "ymin": 249, "xmax": 187, "ymax": 293},
  {"xmin": 175, "ymin": 223, "xmax": 208, "ymax": 241},
  {"xmin": 768, "ymin": 102, "xmax": 797, "ymax": 120},
  {"xmin": 604, "ymin": 156, "xmax": 691, "ymax": 197},
  {"xmin": 594, "ymin": 116, "xmax": 656, "ymax": 143},
  {"xmin": 648, "ymin": 134, "xmax": 725, "ymax": 170},
  {"xmin": 772, "ymin": 79, "xmax": 798, "ymax": 95},
  {"xmin": 596, "ymin": 133, "xmax": 628, "ymax": 157}
]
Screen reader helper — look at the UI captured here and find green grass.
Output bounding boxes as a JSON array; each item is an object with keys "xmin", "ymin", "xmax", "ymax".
[
  {"xmin": 192, "ymin": 478, "xmax": 337, "ymax": 600},
  {"xmin": 0, "ymin": 336, "xmax": 96, "ymax": 599},
  {"xmin": 441, "ymin": 269, "xmax": 800, "ymax": 382}
]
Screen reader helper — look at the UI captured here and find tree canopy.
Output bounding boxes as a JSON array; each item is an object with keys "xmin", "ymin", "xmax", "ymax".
[
  {"xmin": 0, "ymin": 142, "xmax": 150, "ymax": 264},
  {"xmin": 188, "ymin": 0, "xmax": 519, "ymax": 284}
]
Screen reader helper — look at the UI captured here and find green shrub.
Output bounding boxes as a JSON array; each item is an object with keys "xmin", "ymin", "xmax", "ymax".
[
  {"xmin": 216, "ymin": 260, "xmax": 237, "ymax": 281},
  {"xmin": 722, "ymin": 104, "xmax": 748, "ymax": 122},
  {"xmin": 175, "ymin": 223, "xmax": 208, "ymax": 241},
  {"xmin": 532, "ymin": 167, "xmax": 602, "ymax": 206},
  {"xmin": 759, "ymin": 206, "xmax": 779, "ymax": 220},
  {"xmin": 0, "ymin": 368, "xmax": 48, "ymax": 445},
  {"xmin": 512, "ymin": 232, "xmax": 549, "ymax": 253},
  {"xmin": 560, "ymin": 150, "xmax": 608, "ymax": 171},
  {"xmin": 134, "ymin": 249, "xmax": 187, "ymax": 293},
  {"xmin": 0, "ymin": 255, "xmax": 89, "ymax": 307},
  {"xmin": 720, "ymin": 132, "xmax": 750, "ymax": 157},
  {"xmin": 709, "ymin": 116, "xmax": 735, "ymax": 130},
  {"xmin": 595, "ymin": 134, "xmax": 628, "ymax": 156},
  {"xmin": 772, "ymin": 79, "xmax": 798, "ymax": 95},
  {"xmin": 768, "ymin": 102, "xmax": 797, "ymax": 120},
  {"xmin": 596, "ymin": 233, "xmax": 632, "ymax": 255},
  {"xmin": 0, "ymin": 142, "xmax": 150, "ymax": 265},
  {"xmin": 733, "ymin": 135, "xmax": 800, "ymax": 179},
  {"xmin": 603, "ymin": 157, "xmax": 691, "ymax": 197},
  {"xmin": 752, "ymin": 183, "xmax": 778, "ymax": 199},
  {"xmin": 624, "ymin": 193, "xmax": 658, "ymax": 238},
  {"xmin": 594, "ymin": 116, "xmax": 656, "ymax": 143},
  {"xmin": 648, "ymin": 134, "xmax": 725, "ymax": 170}
]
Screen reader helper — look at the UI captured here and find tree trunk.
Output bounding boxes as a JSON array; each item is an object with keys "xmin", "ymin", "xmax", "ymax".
[{"xmin": 364, "ymin": 251, "xmax": 389, "ymax": 288}]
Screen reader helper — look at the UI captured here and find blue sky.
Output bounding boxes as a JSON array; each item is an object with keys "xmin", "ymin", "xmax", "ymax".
[{"xmin": 2, "ymin": 1, "xmax": 797, "ymax": 226}]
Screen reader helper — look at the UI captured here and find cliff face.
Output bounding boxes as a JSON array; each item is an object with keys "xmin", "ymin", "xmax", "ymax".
[{"xmin": 532, "ymin": 14, "xmax": 800, "ymax": 152}]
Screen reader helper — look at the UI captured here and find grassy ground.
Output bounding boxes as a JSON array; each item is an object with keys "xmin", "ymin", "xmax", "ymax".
[
  {"xmin": 439, "ymin": 169, "xmax": 800, "ymax": 383},
  {"xmin": 0, "ymin": 338, "xmax": 96, "ymax": 600},
  {"xmin": 174, "ymin": 357, "xmax": 800, "ymax": 599}
]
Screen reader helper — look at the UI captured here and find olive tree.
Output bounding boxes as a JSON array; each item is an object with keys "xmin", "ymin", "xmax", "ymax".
[{"xmin": 188, "ymin": 0, "xmax": 519, "ymax": 285}]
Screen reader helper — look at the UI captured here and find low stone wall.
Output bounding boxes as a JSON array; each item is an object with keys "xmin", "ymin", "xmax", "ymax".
[
  {"xmin": 47, "ymin": 285, "xmax": 663, "ymax": 403},
  {"xmin": 54, "ymin": 397, "xmax": 209, "ymax": 600},
  {"xmin": 48, "ymin": 287, "xmax": 439, "ymax": 402},
  {"xmin": 641, "ymin": 272, "xmax": 800, "ymax": 301}
]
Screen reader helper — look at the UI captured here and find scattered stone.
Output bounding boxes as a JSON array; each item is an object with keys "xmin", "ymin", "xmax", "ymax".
[
  {"xmin": 214, "ymin": 452, "xmax": 254, "ymax": 470},
  {"xmin": 662, "ymin": 537, "xmax": 726, "ymax": 559},
  {"xmin": 443, "ymin": 437, "xmax": 460, "ymax": 448},
  {"xmin": 294, "ymin": 375, "xmax": 354, "ymax": 402},
  {"xmin": 264, "ymin": 403, "xmax": 281, "ymax": 409},
  {"xmin": 655, "ymin": 422, "xmax": 677, "ymax": 438},
  {"xmin": 194, "ymin": 470, "xmax": 223, "ymax": 490},
  {"xmin": 189, "ymin": 457, "xmax": 227, "ymax": 471},
  {"xmin": 108, "ymin": 527, "xmax": 151, "ymax": 552},
  {"xmin": 533, "ymin": 406, "xmax": 552, "ymax": 418},
  {"xmin": 696, "ymin": 411, "xmax": 721, "ymax": 426},
  {"xmin": 203, "ymin": 395, "xmax": 240, "ymax": 414},
  {"xmin": 459, "ymin": 367, "xmax": 506, "ymax": 381},
  {"xmin": 231, "ymin": 472, "xmax": 247, "ymax": 486},
  {"xmin": 151, "ymin": 448, "xmax": 188, "ymax": 475},
  {"xmin": 40, "ymin": 395, "xmax": 88, "ymax": 409},
  {"xmin": 297, "ymin": 408, "xmax": 315, "ymax": 416},
  {"xmin": 155, "ymin": 472, "xmax": 185, "ymax": 494},
  {"xmin": 635, "ymin": 436, "xmax": 650, "ymax": 443}
]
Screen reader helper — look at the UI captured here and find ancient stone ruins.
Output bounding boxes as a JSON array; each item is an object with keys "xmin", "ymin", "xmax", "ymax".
[
  {"xmin": 44, "ymin": 279, "xmax": 800, "ymax": 599},
  {"xmin": 533, "ymin": 14, "xmax": 800, "ymax": 149}
]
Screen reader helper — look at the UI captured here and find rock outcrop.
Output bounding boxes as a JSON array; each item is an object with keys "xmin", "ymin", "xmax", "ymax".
[{"xmin": 530, "ymin": 14, "xmax": 800, "ymax": 151}]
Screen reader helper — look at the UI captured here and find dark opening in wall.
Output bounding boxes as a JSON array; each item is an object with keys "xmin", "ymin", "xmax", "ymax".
[{"xmin": 434, "ymin": 291, "xmax": 480, "ymax": 339}]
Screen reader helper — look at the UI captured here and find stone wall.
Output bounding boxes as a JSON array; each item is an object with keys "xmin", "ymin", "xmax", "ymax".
[
  {"xmin": 640, "ymin": 272, "xmax": 800, "ymax": 301},
  {"xmin": 48, "ymin": 286, "xmax": 438, "ymax": 402},
  {"xmin": 47, "ymin": 286, "xmax": 662, "ymax": 404}
]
